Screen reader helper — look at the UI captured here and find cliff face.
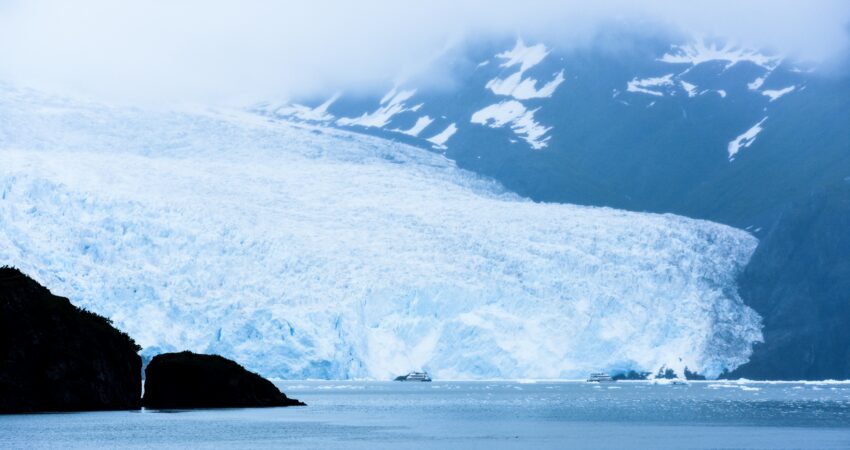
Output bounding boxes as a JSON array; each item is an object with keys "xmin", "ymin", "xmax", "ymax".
[
  {"xmin": 142, "ymin": 351, "xmax": 304, "ymax": 409},
  {"xmin": 730, "ymin": 184, "xmax": 850, "ymax": 380},
  {"xmin": 0, "ymin": 267, "xmax": 141, "ymax": 413}
]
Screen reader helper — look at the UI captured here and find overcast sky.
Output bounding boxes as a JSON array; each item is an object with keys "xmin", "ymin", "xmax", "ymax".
[{"xmin": 1, "ymin": 0, "xmax": 848, "ymax": 105}]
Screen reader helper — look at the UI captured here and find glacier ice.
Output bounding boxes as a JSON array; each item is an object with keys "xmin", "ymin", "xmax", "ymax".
[{"xmin": 0, "ymin": 84, "xmax": 762, "ymax": 379}]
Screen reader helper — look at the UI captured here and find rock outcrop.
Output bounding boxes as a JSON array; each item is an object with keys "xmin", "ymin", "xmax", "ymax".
[
  {"xmin": 142, "ymin": 351, "xmax": 303, "ymax": 409},
  {"xmin": 0, "ymin": 267, "xmax": 141, "ymax": 413}
]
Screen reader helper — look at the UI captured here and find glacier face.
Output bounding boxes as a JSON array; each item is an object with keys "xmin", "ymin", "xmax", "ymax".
[{"xmin": 0, "ymin": 85, "xmax": 761, "ymax": 379}]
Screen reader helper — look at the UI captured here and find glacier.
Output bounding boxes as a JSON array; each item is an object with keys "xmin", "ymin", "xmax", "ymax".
[{"xmin": 0, "ymin": 84, "xmax": 762, "ymax": 379}]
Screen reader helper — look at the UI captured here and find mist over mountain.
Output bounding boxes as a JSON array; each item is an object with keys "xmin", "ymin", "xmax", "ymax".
[{"xmin": 1, "ymin": 1, "xmax": 848, "ymax": 104}]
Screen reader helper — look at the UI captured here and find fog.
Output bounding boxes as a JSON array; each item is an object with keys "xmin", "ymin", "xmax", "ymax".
[{"xmin": 0, "ymin": 0, "xmax": 848, "ymax": 105}]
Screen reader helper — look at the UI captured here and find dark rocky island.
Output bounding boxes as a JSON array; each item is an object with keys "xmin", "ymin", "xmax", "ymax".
[
  {"xmin": 142, "ymin": 351, "xmax": 304, "ymax": 409},
  {"xmin": 0, "ymin": 267, "xmax": 141, "ymax": 413}
]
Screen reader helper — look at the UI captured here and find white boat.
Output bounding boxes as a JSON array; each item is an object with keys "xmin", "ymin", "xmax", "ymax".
[
  {"xmin": 586, "ymin": 372, "xmax": 615, "ymax": 382},
  {"xmin": 395, "ymin": 371, "xmax": 432, "ymax": 382}
]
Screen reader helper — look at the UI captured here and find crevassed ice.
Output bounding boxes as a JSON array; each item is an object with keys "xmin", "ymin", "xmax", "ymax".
[{"xmin": 0, "ymin": 85, "xmax": 762, "ymax": 380}]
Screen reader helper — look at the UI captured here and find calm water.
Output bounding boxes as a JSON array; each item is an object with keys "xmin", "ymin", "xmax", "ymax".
[{"xmin": 2, "ymin": 380, "xmax": 850, "ymax": 449}]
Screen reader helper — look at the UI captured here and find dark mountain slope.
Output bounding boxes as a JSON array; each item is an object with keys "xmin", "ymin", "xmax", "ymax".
[{"xmin": 729, "ymin": 183, "xmax": 850, "ymax": 380}]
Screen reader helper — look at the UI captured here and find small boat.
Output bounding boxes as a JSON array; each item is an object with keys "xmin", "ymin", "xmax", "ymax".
[
  {"xmin": 586, "ymin": 372, "xmax": 615, "ymax": 382},
  {"xmin": 395, "ymin": 371, "xmax": 432, "ymax": 382},
  {"xmin": 670, "ymin": 379, "xmax": 689, "ymax": 386}
]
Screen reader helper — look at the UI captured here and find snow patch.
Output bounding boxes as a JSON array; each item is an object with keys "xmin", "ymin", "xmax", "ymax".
[
  {"xmin": 395, "ymin": 116, "xmax": 434, "ymax": 137},
  {"xmin": 761, "ymin": 86, "xmax": 795, "ymax": 102},
  {"xmin": 261, "ymin": 93, "xmax": 340, "ymax": 122},
  {"xmin": 426, "ymin": 123, "xmax": 457, "ymax": 149},
  {"xmin": 680, "ymin": 80, "xmax": 698, "ymax": 97},
  {"xmin": 627, "ymin": 74, "xmax": 674, "ymax": 97},
  {"xmin": 478, "ymin": 38, "xmax": 564, "ymax": 148},
  {"xmin": 495, "ymin": 38, "xmax": 549, "ymax": 72},
  {"xmin": 748, "ymin": 76, "xmax": 766, "ymax": 90},
  {"xmin": 728, "ymin": 117, "xmax": 767, "ymax": 160},
  {"xmin": 486, "ymin": 39, "xmax": 565, "ymax": 100},
  {"xmin": 337, "ymin": 88, "xmax": 417, "ymax": 128},
  {"xmin": 660, "ymin": 41, "xmax": 781, "ymax": 71},
  {"xmin": 486, "ymin": 70, "xmax": 565, "ymax": 100},
  {"xmin": 471, "ymin": 101, "xmax": 551, "ymax": 149}
]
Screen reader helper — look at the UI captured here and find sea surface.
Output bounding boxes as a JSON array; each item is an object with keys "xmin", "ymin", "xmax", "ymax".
[{"xmin": 2, "ymin": 380, "xmax": 850, "ymax": 449}]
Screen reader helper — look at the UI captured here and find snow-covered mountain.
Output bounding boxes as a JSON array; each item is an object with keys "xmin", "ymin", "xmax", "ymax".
[
  {"xmin": 257, "ymin": 36, "xmax": 802, "ymax": 166},
  {"xmin": 0, "ymin": 83, "xmax": 761, "ymax": 380},
  {"xmin": 253, "ymin": 33, "xmax": 850, "ymax": 381},
  {"xmin": 253, "ymin": 34, "xmax": 844, "ymax": 238}
]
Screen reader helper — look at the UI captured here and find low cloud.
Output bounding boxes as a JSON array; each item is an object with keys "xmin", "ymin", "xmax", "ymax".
[{"xmin": 0, "ymin": 0, "xmax": 847, "ymax": 105}]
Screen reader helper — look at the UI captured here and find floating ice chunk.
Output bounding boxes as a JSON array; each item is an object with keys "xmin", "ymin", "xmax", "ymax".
[
  {"xmin": 728, "ymin": 117, "xmax": 767, "ymax": 160},
  {"xmin": 471, "ymin": 100, "xmax": 551, "ymax": 149},
  {"xmin": 426, "ymin": 123, "xmax": 457, "ymax": 149},
  {"xmin": 761, "ymin": 86, "xmax": 795, "ymax": 102},
  {"xmin": 338, "ymin": 88, "xmax": 417, "ymax": 128},
  {"xmin": 716, "ymin": 90, "xmax": 727, "ymax": 98},
  {"xmin": 627, "ymin": 74, "xmax": 674, "ymax": 97}
]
